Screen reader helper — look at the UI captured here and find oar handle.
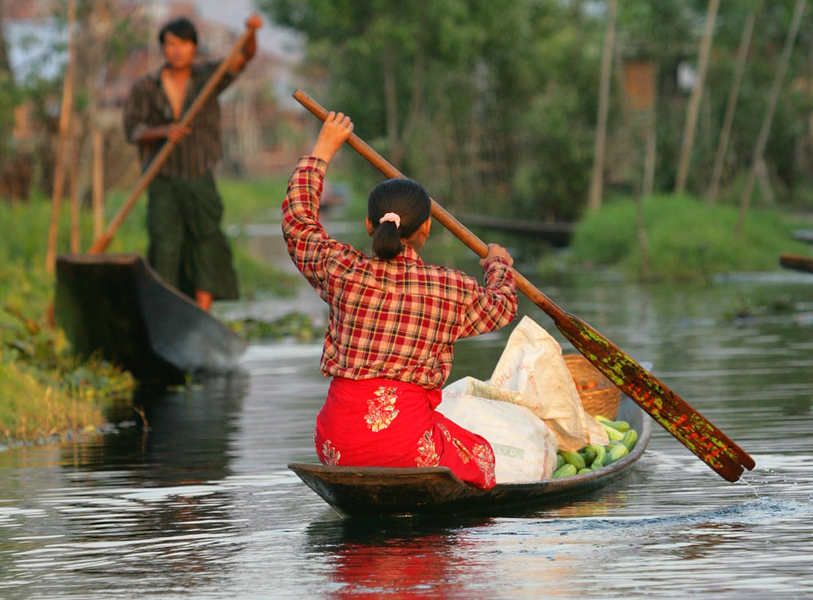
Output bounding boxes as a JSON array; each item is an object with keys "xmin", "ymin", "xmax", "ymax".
[
  {"xmin": 88, "ymin": 23, "xmax": 259, "ymax": 255},
  {"xmin": 292, "ymin": 90, "xmax": 567, "ymax": 322}
]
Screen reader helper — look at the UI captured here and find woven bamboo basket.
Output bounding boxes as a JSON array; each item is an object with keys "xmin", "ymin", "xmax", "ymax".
[{"xmin": 563, "ymin": 354, "xmax": 621, "ymax": 420}]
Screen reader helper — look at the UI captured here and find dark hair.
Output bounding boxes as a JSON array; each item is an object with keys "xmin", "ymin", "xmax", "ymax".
[
  {"xmin": 368, "ymin": 178, "xmax": 431, "ymax": 260},
  {"xmin": 159, "ymin": 17, "xmax": 198, "ymax": 46}
]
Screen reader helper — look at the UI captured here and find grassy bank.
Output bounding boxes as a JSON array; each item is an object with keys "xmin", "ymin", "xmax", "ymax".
[
  {"xmin": 0, "ymin": 174, "xmax": 303, "ymax": 446},
  {"xmin": 569, "ymin": 195, "xmax": 811, "ymax": 281}
]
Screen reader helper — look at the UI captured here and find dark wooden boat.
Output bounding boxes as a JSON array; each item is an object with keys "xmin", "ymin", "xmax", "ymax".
[
  {"xmin": 792, "ymin": 230, "xmax": 813, "ymax": 245},
  {"xmin": 289, "ymin": 395, "xmax": 651, "ymax": 517},
  {"xmin": 55, "ymin": 253, "xmax": 247, "ymax": 384},
  {"xmin": 780, "ymin": 253, "xmax": 813, "ymax": 274}
]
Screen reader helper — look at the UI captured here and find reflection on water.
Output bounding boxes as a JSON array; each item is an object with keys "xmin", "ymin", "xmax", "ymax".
[
  {"xmin": 305, "ymin": 517, "xmax": 491, "ymax": 598},
  {"xmin": 0, "ymin": 269, "xmax": 812, "ymax": 599}
]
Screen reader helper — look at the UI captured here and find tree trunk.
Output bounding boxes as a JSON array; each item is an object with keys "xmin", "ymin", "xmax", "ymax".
[
  {"xmin": 642, "ymin": 108, "xmax": 657, "ymax": 197},
  {"xmin": 675, "ymin": 0, "xmax": 720, "ymax": 194},
  {"xmin": 636, "ymin": 192, "xmax": 649, "ymax": 280},
  {"xmin": 46, "ymin": 0, "xmax": 78, "ymax": 273},
  {"xmin": 0, "ymin": 1, "xmax": 12, "ymax": 75},
  {"xmin": 707, "ymin": 11, "xmax": 755, "ymax": 204},
  {"xmin": 383, "ymin": 50, "xmax": 401, "ymax": 167},
  {"xmin": 737, "ymin": 0, "xmax": 806, "ymax": 235},
  {"xmin": 587, "ymin": 0, "xmax": 617, "ymax": 211},
  {"xmin": 92, "ymin": 130, "xmax": 104, "ymax": 241},
  {"xmin": 69, "ymin": 130, "xmax": 81, "ymax": 253},
  {"xmin": 756, "ymin": 158, "xmax": 775, "ymax": 205}
]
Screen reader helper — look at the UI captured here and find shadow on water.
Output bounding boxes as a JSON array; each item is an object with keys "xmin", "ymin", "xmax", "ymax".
[{"xmin": 62, "ymin": 373, "xmax": 250, "ymax": 483}]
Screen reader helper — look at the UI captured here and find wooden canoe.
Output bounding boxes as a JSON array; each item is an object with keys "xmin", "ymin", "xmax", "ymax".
[
  {"xmin": 792, "ymin": 230, "xmax": 813, "ymax": 245},
  {"xmin": 780, "ymin": 253, "xmax": 813, "ymax": 274},
  {"xmin": 55, "ymin": 253, "xmax": 247, "ymax": 384},
  {"xmin": 289, "ymin": 395, "xmax": 652, "ymax": 517}
]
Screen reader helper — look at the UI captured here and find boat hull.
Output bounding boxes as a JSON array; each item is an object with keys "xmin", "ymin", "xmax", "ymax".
[
  {"xmin": 55, "ymin": 253, "xmax": 247, "ymax": 384},
  {"xmin": 780, "ymin": 253, "xmax": 813, "ymax": 274},
  {"xmin": 290, "ymin": 395, "xmax": 651, "ymax": 517}
]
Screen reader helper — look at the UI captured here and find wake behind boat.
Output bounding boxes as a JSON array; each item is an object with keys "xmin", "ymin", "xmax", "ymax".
[{"xmin": 55, "ymin": 253, "xmax": 247, "ymax": 384}]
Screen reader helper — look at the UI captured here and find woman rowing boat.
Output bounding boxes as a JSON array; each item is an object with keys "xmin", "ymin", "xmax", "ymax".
[{"xmin": 281, "ymin": 112, "xmax": 518, "ymax": 489}]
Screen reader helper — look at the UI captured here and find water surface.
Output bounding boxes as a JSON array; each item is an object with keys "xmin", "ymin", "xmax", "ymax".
[{"xmin": 1, "ymin": 266, "xmax": 812, "ymax": 599}]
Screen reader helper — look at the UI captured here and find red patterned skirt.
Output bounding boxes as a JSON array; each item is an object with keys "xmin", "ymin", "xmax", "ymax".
[{"xmin": 314, "ymin": 376, "xmax": 496, "ymax": 489}]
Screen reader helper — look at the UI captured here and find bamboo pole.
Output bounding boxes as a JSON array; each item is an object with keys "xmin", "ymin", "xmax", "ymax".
[
  {"xmin": 675, "ymin": 0, "xmax": 720, "ymax": 194},
  {"xmin": 642, "ymin": 109, "xmax": 657, "ymax": 197},
  {"xmin": 707, "ymin": 12, "xmax": 755, "ymax": 204},
  {"xmin": 736, "ymin": 0, "xmax": 806, "ymax": 235},
  {"xmin": 638, "ymin": 106, "xmax": 655, "ymax": 280},
  {"xmin": 587, "ymin": 0, "xmax": 617, "ymax": 211},
  {"xmin": 68, "ymin": 131, "xmax": 81, "ymax": 253},
  {"xmin": 45, "ymin": 0, "xmax": 77, "ymax": 273},
  {"xmin": 92, "ymin": 129, "xmax": 104, "ymax": 241}
]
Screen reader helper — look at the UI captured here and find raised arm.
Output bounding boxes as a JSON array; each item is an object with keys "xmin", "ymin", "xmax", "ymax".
[
  {"xmin": 280, "ymin": 113, "xmax": 355, "ymax": 291},
  {"xmin": 228, "ymin": 14, "xmax": 262, "ymax": 75}
]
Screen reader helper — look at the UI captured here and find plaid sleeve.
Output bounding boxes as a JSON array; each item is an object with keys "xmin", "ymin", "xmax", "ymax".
[
  {"xmin": 457, "ymin": 256, "xmax": 518, "ymax": 338},
  {"xmin": 281, "ymin": 156, "xmax": 349, "ymax": 293}
]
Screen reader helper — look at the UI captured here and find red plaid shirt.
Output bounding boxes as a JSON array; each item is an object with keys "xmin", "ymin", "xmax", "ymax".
[{"xmin": 282, "ymin": 156, "xmax": 518, "ymax": 389}]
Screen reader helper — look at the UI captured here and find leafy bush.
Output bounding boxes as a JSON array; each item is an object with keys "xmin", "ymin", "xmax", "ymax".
[{"xmin": 571, "ymin": 194, "xmax": 809, "ymax": 281}]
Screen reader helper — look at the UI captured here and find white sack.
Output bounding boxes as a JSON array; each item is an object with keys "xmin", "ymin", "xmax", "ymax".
[
  {"xmin": 489, "ymin": 315, "xmax": 608, "ymax": 451},
  {"xmin": 438, "ymin": 377, "xmax": 559, "ymax": 483}
]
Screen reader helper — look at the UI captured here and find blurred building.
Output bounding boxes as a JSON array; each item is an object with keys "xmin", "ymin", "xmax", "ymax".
[{"xmin": 1, "ymin": 0, "xmax": 311, "ymax": 201}]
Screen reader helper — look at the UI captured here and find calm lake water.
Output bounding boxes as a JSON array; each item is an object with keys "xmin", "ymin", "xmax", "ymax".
[{"xmin": 1, "ymin": 247, "xmax": 812, "ymax": 598}]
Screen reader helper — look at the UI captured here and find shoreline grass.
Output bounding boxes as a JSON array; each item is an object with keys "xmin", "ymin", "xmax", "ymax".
[
  {"xmin": 568, "ymin": 194, "xmax": 811, "ymax": 281},
  {"xmin": 0, "ymin": 173, "xmax": 307, "ymax": 446}
]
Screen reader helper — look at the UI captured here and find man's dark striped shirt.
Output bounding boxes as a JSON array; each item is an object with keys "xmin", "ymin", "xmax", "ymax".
[{"xmin": 123, "ymin": 60, "xmax": 234, "ymax": 180}]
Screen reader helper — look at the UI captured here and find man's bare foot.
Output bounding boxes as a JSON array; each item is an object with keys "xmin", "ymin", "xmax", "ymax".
[{"xmin": 195, "ymin": 290, "xmax": 213, "ymax": 311}]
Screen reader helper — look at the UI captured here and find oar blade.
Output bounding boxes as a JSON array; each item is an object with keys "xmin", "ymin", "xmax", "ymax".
[{"xmin": 558, "ymin": 313, "xmax": 755, "ymax": 482}]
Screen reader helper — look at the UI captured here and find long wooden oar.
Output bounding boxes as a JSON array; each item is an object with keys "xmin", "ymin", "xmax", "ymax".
[
  {"xmin": 87, "ymin": 23, "xmax": 259, "ymax": 254},
  {"xmin": 293, "ymin": 89, "xmax": 755, "ymax": 482}
]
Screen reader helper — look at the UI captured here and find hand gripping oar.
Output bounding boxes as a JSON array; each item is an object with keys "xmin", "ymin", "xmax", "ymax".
[
  {"xmin": 87, "ymin": 22, "xmax": 259, "ymax": 254},
  {"xmin": 293, "ymin": 89, "xmax": 756, "ymax": 482}
]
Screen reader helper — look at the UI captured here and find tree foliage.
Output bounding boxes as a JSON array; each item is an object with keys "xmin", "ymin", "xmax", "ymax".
[{"xmin": 245, "ymin": 1, "xmax": 813, "ymax": 218}]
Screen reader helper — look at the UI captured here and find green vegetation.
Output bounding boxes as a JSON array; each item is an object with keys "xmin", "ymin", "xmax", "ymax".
[
  {"xmin": 262, "ymin": 0, "xmax": 813, "ymax": 222},
  {"xmin": 570, "ymin": 195, "xmax": 810, "ymax": 281},
  {"xmin": 0, "ymin": 173, "xmax": 304, "ymax": 446},
  {"xmin": 228, "ymin": 312, "xmax": 319, "ymax": 343},
  {"xmin": 218, "ymin": 176, "xmax": 290, "ymax": 225}
]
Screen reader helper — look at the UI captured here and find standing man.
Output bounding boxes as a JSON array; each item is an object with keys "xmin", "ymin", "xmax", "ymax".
[{"xmin": 123, "ymin": 15, "xmax": 261, "ymax": 310}]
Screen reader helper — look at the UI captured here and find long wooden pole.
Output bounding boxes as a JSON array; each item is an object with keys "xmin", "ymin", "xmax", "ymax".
[
  {"xmin": 587, "ymin": 0, "xmax": 616, "ymax": 211},
  {"xmin": 92, "ymin": 129, "xmax": 104, "ymax": 241},
  {"xmin": 293, "ymin": 90, "xmax": 755, "ymax": 483},
  {"xmin": 675, "ymin": 0, "xmax": 720, "ymax": 194},
  {"xmin": 737, "ymin": 0, "xmax": 806, "ymax": 235},
  {"xmin": 87, "ymin": 23, "xmax": 258, "ymax": 254},
  {"xmin": 707, "ymin": 12, "xmax": 755, "ymax": 204},
  {"xmin": 45, "ymin": 0, "xmax": 77, "ymax": 273},
  {"xmin": 68, "ymin": 133, "xmax": 81, "ymax": 253}
]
